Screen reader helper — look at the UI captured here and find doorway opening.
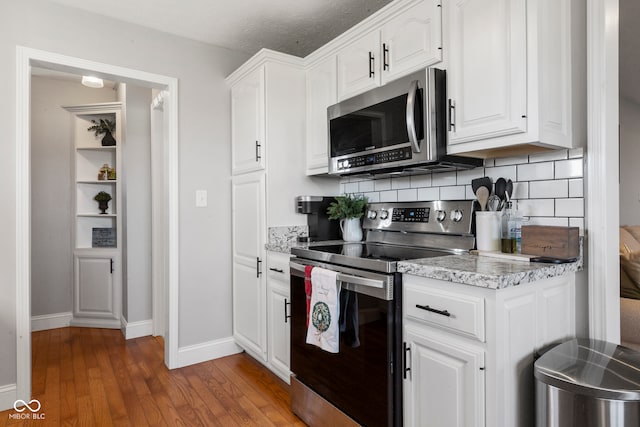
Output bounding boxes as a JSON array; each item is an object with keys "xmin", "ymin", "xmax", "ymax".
[{"xmin": 15, "ymin": 46, "xmax": 180, "ymax": 404}]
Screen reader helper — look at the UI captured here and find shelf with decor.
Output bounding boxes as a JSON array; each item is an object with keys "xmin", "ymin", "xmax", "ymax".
[{"xmin": 63, "ymin": 102, "xmax": 123, "ymax": 329}]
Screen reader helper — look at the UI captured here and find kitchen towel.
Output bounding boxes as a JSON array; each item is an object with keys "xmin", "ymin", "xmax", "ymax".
[
  {"xmin": 304, "ymin": 265, "xmax": 313, "ymax": 328},
  {"xmin": 306, "ymin": 267, "xmax": 340, "ymax": 353}
]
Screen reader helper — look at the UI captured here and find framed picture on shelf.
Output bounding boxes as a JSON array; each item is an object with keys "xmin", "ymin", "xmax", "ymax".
[{"xmin": 92, "ymin": 227, "xmax": 116, "ymax": 248}]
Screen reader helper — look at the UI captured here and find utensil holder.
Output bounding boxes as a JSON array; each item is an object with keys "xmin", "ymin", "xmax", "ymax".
[{"xmin": 476, "ymin": 211, "xmax": 501, "ymax": 251}]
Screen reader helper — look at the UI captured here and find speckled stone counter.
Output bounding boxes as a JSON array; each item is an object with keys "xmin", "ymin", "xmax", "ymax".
[
  {"xmin": 398, "ymin": 254, "xmax": 582, "ymax": 290},
  {"xmin": 265, "ymin": 226, "xmax": 308, "ymax": 253}
]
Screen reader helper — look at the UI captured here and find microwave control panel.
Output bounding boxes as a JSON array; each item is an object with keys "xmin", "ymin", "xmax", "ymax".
[{"xmin": 336, "ymin": 147, "xmax": 412, "ymax": 170}]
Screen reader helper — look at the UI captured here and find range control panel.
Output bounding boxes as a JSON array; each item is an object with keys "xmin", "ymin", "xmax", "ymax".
[
  {"xmin": 335, "ymin": 147, "xmax": 412, "ymax": 171},
  {"xmin": 363, "ymin": 200, "xmax": 475, "ymax": 235}
]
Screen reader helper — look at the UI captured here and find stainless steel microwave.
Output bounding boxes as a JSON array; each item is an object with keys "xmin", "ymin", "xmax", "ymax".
[{"xmin": 327, "ymin": 68, "xmax": 481, "ymax": 176}]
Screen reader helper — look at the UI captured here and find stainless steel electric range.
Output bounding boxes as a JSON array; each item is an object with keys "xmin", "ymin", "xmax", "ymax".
[{"xmin": 289, "ymin": 200, "xmax": 476, "ymax": 427}]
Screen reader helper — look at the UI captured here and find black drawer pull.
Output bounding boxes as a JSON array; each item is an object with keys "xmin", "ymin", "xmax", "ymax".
[
  {"xmin": 403, "ymin": 342, "xmax": 411, "ymax": 379},
  {"xmin": 269, "ymin": 267, "xmax": 284, "ymax": 273},
  {"xmin": 416, "ymin": 304, "xmax": 451, "ymax": 317}
]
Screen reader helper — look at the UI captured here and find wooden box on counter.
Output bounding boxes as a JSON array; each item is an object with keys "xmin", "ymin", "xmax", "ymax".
[{"xmin": 521, "ymin": 225, "xmax": 580, "ymax": 259}]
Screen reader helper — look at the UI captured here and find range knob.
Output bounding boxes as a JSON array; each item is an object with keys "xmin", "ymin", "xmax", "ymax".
[
  {"xmin": 436, "ymin": 210, "xmax": 447, "ymax": 222},
  {"xmin": 367, "ymin": 210, "xmax": 377, "ymax": 220},
  {"xmin": 450, "ymin": 209, "xmax": 464, "ymax": 222},
  {"xmin": 379, "ymin": 209, "xmax": 389, "ymax": 220}
]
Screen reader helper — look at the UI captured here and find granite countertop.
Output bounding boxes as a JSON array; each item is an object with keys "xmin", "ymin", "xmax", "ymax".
[
  {"xmin": 398, "ymin": 254, "xmax": 583, "ymax": 290},
  {"xmin": 266, "ymin": 239, "xmax": 344, "ymax": 253}
]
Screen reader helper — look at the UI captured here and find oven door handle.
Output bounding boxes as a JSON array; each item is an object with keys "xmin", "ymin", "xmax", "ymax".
[{"xmin": 290, "ymin": 261, "xmax": 384, "ymax": 289}]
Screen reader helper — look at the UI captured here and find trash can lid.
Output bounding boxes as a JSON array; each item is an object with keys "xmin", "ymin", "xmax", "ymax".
[{"xmin": 534, "ymin": 338, "xmax": 640, "ymax": 400}]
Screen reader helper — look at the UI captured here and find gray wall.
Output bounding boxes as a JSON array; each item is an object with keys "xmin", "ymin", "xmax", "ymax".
[
  {"xmin": 31, "ymin": 76, "xmax": 116, "ymax": 317},
  {"xmin": 0, "ymin": 0, "xmax": 249, "ymax": 387},
  {"xmin": 620, "ymin": 97, "xmax": 640, "ymax": 226}
]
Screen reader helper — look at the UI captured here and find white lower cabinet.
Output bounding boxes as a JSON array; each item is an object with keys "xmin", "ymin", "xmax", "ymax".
[
  {"xmin": 71, "ymin": 252, "xmax": 121, "ymax": 328},
  {"xmin": 266, "ymin": 251, "xmax": 291, "ymax": 383},
  {"xmin": 403, "ymin": 273, "xmax": 575, "ymax": 427}
]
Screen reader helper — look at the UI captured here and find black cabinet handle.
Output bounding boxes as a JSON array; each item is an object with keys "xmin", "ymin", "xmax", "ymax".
[
  {"xmin": 403, "ymin": 342, "xmax": 411, "ymax": 379},
  {"xmin": 256, "ymin": 257, "xmax": 262, "ymax": 278},
  {"xmin": 284, "ymin": 298, "xmax": 291, "ymax": 323},
  {"xmin": 416, "ymin": 304, "xmax": 451, "ymax": 317},
  {"xmin": 368, "ymin": 51, "xmax": 375, "ymax": 78},
  {"xmin": 110, "ymin": 259, "xmax": 114, "ymax": 274},
  {"xmin": 448, "ymin": 99, "xmax": 456, "ymax": 131},
  {"xmin": 255, "ymin": 141, "xmax": 261, "ymax": 162},
  {"xmin": 269, "ymin": 267, "xmax": 284, "ymax": 273},
  {"xmin": 382, "ymin": 43, "xmax": 389, "ymax": 70}
]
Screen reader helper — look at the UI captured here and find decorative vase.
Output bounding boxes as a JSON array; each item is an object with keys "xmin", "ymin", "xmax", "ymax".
[
  {"xmin": 340, "ymin": 218, "xmax": 363, "ymax": 242},
  {"xmin": 98, "ymin": 200, "xmax": 109, "ymax": 214},
  {"xmin": 101, "ymin": 131, "xmax": 116, "ymax": 147}
]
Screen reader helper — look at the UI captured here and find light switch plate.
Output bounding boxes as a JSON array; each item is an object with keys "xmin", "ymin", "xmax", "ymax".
[{"xmin": 195, "ymin": 190, "xmax": 207, "ymax": 207}]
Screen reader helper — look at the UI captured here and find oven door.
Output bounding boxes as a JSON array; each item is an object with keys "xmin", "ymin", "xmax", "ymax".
[{"xmin": 290, "ymin": 259, "xmax": 402, "ymax": 427}]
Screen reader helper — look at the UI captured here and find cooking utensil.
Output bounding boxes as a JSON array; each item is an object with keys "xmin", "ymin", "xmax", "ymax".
[
  {"xmin": 487, "ymin": 195, "xmax": 501, "ymax": 211},
  {"xmin": 472, "ymin": 177, "xmax": 492, "ymax": 195},
  {"xmin": 495, "ymin": 178, "xmax": 506, "ymax": 200},
  {"xmin": 506, "ymin": 179, "xmax": 513, "ymax": 202},
  {"xmin": 476, "ymin": 186, "xmax": 489, "ymax": 211}
]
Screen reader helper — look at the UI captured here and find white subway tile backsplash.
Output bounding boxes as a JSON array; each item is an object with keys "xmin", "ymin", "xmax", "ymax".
[
  {"xmin": 364, "ymin": 192, "xmax": 380, "ymax": 203},
  {"xmin": 555, "ymin": 159, "xmax": 583, "ymax": 179},
  {"xmin": 485, "ymin": 165, "xmax": 517, "ymax": 182},
  {"xmin": 359, "ymin": 180, "xmax": 375, "ymax": 192},
  {"xmin": 511, "ymin": 181, "xmax": 529, "ymax": 199},
  {"xmin": 440, "ymin": 186, "xmax": 466, "ymax": 200},
  {"xmin": 410, "ymin": 174, "xmax": 432, "ymax": 188},
  {"xmin": 568, "ymin": 147, "xmax": 584, "ymax": 159},
  {"xmin": 517, "ymin": 199, "xmax": 555, "ymax": 217},
  {"xmin": 340, "ymin": 183, "xmax": 346, "ymax": 194},
  {"xmin": 568, "ymin": 179, "xmax": 583, "ymax": 198},
  {"xmin": 417, "ymin": 187, "xmax": 440, "ymax": 201},
  {"xmin": 484, "ymin": 159, "xmax": 495, "ymax": 167},
  {"xmin": 345, "ymin": 182, "xmax": 359, "ymax": 194},
  {"xmin": 398, "ymin": 188, "xmax": 418, "ymax": 202},
  {"xmin": 457, "ymin": 168, "xmax": 485, "ymax": 185},
  {"xmin": 340, "ymin": 177, "xmax": 351, "ymax": 184},
  {"xmin": 374, "ymin": 178, "xmax": 392, "ymax": 191},
  {"xmin": 529, "ymin": 150, "xmax": 568, "ymax": 163},
  {"xmin": 432, "ymin": 171, "xmax": 457, "ymax": 186},
  {"xmin": 494, "ymin": 155, "xmax": 529, "ymax": 166},
  {"xmin": 392, "ymin": 176, "xmax": 411, "ymax": 190},
  {"xmin": 569, "ymin": 217, "xmax": 585, "ymax": 235},
  {"xmin": 555, "ymin": 198, "xmax": 584, "ymax": 217},
  {"xmin": 517, "ymin": 162, "xmax": 554, "ymax": 181},
  {"xmin": 524, "ymin": 217, "xmax": 570, "ymax": 227},
  {"xmin": 529, "ymin": 180, "xmax": 568, "ymax": 199},
  {"xmin": 465, "ymin": 185, "xmax": 476, "ymax": 200},
  {"xmin": 380, "ymin": 190, "xmax": 398, "ymax": 202}
]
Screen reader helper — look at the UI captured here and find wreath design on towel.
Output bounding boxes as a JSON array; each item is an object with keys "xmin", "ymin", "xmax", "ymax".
[{"xmin": 311, "ymin": 302, "xmax": 331, "ymax": 333}]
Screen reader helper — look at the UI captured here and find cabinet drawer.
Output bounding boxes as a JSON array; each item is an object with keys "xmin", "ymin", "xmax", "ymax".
[
  {"xmin": 405, "ymin": 284, "xmax": 485, "ymax": 342},
  {"xmin": 267, "ymin": 252, "xmax": 290, "ymax": 283}
]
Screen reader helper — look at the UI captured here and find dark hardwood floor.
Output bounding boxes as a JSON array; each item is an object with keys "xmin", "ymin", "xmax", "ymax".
[{"xmin": 0, "ymin": 327, "xmax": 306, "ymax": 426}]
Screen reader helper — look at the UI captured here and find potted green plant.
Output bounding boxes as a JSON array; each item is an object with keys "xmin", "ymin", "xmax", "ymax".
[
  {"xmin": 94, "ymin": 191, "xmax": 112, "ymax": 214},
  {"xmin": 327, "ymin": 195, "xmax": 368, "ymax": 242},
  {"xmin": 87, "ymin": 118, "xmax": 116, "ymax": 146}
]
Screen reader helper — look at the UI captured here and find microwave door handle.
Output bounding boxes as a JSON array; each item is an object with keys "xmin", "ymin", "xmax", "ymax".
[{"xmin": 406, "ymin": 79, "xmax": 421, "ymax": 153}]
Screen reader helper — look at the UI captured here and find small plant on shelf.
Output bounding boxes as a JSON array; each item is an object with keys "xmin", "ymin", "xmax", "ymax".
[
  {"xmin": 87, "ymin": 119, "xmax": 116, "ymax": 146},
  {"xmin": 326, "ymin": 195, "xmax": 368, "ymax": 220},
  {"xmin": 94, "ymin": 191, "xmax": 112, "ymax": 214}
]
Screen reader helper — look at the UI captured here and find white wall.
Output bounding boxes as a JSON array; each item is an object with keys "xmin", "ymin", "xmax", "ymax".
[
  {"xmin": 0, "ymin": 0, "xmax": 249, "ymax": 387},
  {"xmin": 30, "ymin": 76, "xmax": 116, "ymax": 317},
  {"xmin": 620, "ymin": 97, "xmax": 640, "ymax": 226}
]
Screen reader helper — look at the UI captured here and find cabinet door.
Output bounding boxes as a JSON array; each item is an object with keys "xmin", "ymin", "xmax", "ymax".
[
  {"xmin": 231, "ymin": 66, "xmax": 265, "ymax": 174},
  {"xmin": 232, "ymin": 172, "xmax": 267, "ymax": 359},
  {"xmin": 404, "ymin": 325, "xmax": 485, "ymax": 427},
  {"xmin": 380, "ymin": 0, "xmax": 443, "ymax": 84},
  {"xmin": 446, "ymin": 0, "xmax": 527, "ymax": 145},
  {"xmin": 268, "ymin": 284, "xmax": 291, "ymax": 381},
  {"xmin": 306, "ymin": 56, "xmax": 337, "ymax": 175},
  {"xmin": 73, "ymin": 254, "xmax": 117, "ymax": 320},
  {"xmin": 337, "ymin": 31, "xmax": 381, "ymax": 101}
]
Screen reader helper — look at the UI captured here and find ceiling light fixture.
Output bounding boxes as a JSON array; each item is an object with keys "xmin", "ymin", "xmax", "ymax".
[{"xmin": 81, "ymin": 76, "xmax": 104, "ymax": 88}]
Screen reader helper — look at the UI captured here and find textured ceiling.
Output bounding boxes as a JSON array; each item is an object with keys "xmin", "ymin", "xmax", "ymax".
[
  {"xmin": 621, "ymin": 0, "xmax": 640, "ymax": 105},
  {"xmin": 47, "ymin": 0, "xmax": 393, "ymax": 57}
]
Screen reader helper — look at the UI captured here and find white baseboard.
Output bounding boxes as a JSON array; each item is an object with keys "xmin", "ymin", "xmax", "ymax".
[
  {"xmin": 0, "ymin": 383, "xmax": 16, "ymax": 412},
  {"xmin": 120, "ymin": 316, "xmax": 153, "ymax": 340},
  {"xmin": 31, "ymin": 312, "xmax": 72, "ymax": 332},
  {"xmin": 69, "ymin": 317, "xmax": 121, "ymax": 329},
  {"xmin": 177, "ymin": 336, "xmax": 242, "ymax": 368}
]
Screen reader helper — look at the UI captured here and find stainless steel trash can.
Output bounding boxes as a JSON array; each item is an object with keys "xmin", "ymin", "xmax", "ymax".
[{"xmin": 535, "ymin": 338, "xmax": 640, "ymax": 427}]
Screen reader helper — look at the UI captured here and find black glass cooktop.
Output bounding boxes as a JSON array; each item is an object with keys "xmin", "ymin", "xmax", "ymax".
[{"xmin": 291, "ymin": 243, "xmax": 452, "ymax": 273}]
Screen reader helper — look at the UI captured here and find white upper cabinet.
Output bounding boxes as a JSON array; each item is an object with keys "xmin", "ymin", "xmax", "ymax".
[
  {"xmin": 305, "ymin": 56, "xmax": 337, "ymax": 175},
  {"xmin": 446, "ymin": 0, "xmax": 527, "ymax": 145},
  {"xmin": 380, "ymin": 0, "xmax": 443, "ymax": 84},
  {"xmin": 231, "ymin": 66, "xmax": 265, "ymax": 175},
  {"xmin": 335, "ymin": 0, "xmax": 443, "ymax": 101},
  {"xmin": 444, "ymin": 0, "xmax": 586, "ymax": 157}
]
